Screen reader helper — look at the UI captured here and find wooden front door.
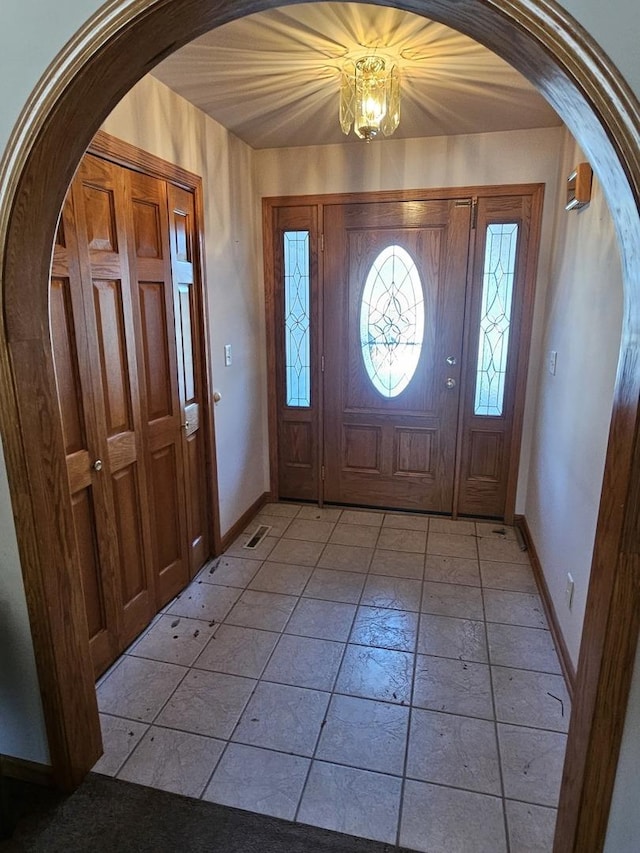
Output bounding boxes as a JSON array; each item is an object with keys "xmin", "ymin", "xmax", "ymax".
[
  {"xmin": 266, "ymin": 186, "xmax": 543, "ymax": 520},
  {"xmin": 323, "ymin": 200, "xmax": 471, "ymax": 512}
]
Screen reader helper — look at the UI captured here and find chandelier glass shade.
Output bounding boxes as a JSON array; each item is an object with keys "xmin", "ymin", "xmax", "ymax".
[{"xmin": 340, "ymin": 55, "xmax": 400, "ymax": 142}]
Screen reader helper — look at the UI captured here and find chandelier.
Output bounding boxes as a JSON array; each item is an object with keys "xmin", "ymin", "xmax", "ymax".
[{"xmin": 340, "ymin": 55, "xmax": 400, "ymax": 142}]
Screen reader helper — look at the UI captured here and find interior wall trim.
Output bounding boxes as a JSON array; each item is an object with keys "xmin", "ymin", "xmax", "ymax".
[
  {"xmin": 0, "ymin": 1, "xmax": 639, "ymax": 848},
  {"xmin": 515, "ymin": 514, "xmax": 577, "ymax": 697}
]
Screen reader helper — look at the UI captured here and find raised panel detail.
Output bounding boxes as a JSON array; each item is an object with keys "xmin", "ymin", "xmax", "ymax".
[
  {"xmin": 71, "ymin": 488, "xmax": 105, "ymax": 640},
  {"xmin": 133, "ymin": 199, "xmax": 162, "ymax": 259},
  {"xmin": 468, "ymin": 430, "xmax": 503, "ymax": 481},
  {"xmin": 50, "ymin": 277, "xmax": 86, "ymax": 454},
  {"xmin": 343, "ymin": 425, "xmax": 381, "ymax": 472},
  {"xmin": 282, "ymin": 421, "xmax": 312, "ymax": 468},
  {"xmin": 173, "ymin": 210, "xmax": 191, "ymax": 262},
  {"xmin": 83, "ymin": 184, "xmax": 117, "ymax": 252},
  {"xmin": 178, "ymin": 285, "xmax": 195, "ymax": 403},
  {"xmin": 139, "ymin": 281, "xmax": 172, "ymax": 421},
  {"xmin": 55, "ymin": 218, "xmax": 66, "ymax": 248},
  {"xmin": 112, "ymin": 464, "xmax": 146, "ymax": 606},
  {"xmin": 395, "ymin": 428, "xmax": 436, "ymax": 476},
  {"xmin": 93, "ymin": 279, "xmax": 132, "ymax": 435},
  {"xmin": 150, "ymin": 445, "xmax": 181, "ymax": 572}
]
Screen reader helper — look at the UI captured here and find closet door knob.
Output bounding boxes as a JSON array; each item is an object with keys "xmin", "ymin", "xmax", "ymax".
[
  {"xmin": 445, "ymin": 378, "xmax": 456, "ymax": 389},
  {"xmin": 182, "ymin": 421, "xmax": 190, "ymax": 430},
  {"xmin": 92, "ymin": 459, "xmax": 103, "ymax": 472},
  {"xmin": 213, "ymin": 391, "xmax": 222, "ymax": 403}
]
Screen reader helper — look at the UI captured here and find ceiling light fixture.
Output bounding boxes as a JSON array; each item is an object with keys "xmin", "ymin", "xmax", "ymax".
[{"xmin": 340, "ymin": 55, "xmax": 400, "ymax": 142}]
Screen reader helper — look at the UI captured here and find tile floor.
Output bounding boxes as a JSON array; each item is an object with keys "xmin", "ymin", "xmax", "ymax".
[{"xmin": 93, "ymin": 503, "xmax": 569, "ymax": 853}]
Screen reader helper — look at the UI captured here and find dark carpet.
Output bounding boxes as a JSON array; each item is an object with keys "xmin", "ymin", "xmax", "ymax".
[{"xmin": 1, "ymin": 773, "xmax": 416, "ymax": 852}]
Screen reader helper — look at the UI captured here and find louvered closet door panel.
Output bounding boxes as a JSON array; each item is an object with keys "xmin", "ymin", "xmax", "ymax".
[
  {"xmin": 167, "ymin": 183, "xmax": 210, "ymax": 577},
  {"xmin": 50, "ymin": 196, "xmax": 122, "ymax": 677},
  {"xmin": 127, "ymin": 170, "xmax": 189, "ymax": 604},
  {"xmin": 72, "ymin": 155, "xmax": 155, "ymax": 650}
]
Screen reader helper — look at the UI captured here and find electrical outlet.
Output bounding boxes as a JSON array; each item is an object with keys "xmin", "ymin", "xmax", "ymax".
[
  {"xmin": 565, "ymin": 572, "xmax": 575, "ymax": 610},
  {"xmin": 549, "ymin": 350, "xmax": 558, "ymax": 375},
  {"xmin": 224, "ymin": 344, "xmax": 232, "ymax": 367}
]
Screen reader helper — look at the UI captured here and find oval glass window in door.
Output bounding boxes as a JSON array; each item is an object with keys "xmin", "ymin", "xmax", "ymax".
[{"xmin": 359, "ymin": 245, "xmax": 424, "ymax": 397}]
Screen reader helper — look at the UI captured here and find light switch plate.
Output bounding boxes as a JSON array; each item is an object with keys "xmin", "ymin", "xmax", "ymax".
[
  {"xmin": 224, "ymin": 344, "xmax": 232, "ymax": 366},
  {"xmin": 549, "ymin": 350, "xmax": 557, "ymax": 375}
]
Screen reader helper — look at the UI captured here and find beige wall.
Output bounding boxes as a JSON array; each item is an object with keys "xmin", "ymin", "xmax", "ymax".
[{"xmin": 102, "ymin": 75, "xmax": 270, "ymax": 537}]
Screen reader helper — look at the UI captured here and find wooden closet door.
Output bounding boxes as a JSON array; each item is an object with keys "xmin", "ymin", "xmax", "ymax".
[
  {"xmin": 51, "ymin": 197, "xmax": 122, "ymax": 677},
  {"xmin": 167, "ymin": 183, "xmax": 210, "ymax": 577},
  {"xmin": 126, "ymin": 170, "xmax": 190, "ymax": 604}
]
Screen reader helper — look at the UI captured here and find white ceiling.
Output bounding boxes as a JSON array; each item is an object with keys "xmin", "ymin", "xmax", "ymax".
[{"xmin": 151, "ymin": 2, "xmax": 562, "ymax": 150}]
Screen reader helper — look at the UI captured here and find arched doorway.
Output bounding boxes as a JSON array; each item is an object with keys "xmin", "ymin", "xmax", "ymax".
[{"xmin": 1, "ymin": 1, "xmax": 639, "ymax": 850}]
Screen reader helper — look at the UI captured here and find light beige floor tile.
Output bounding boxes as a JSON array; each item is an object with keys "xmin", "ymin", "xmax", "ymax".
[
  {"xmin": 316, "ymin": 694, "xmax": 409, "ymax": 775},
  {"xmin": 329, "ymin": 523, "xmax": 378, "ymax": 548},
  {"xmin": 487, "ymin": 623, "xmax": 561, "ymax": 674},
  {"xmin": 407, "ymin": 708, "xmax": 501, "ymax": 795},
  {"xmin": 427, "ymin": 532, "xmax": 478, "ymax": 559},
  {"xmin": 165, "ymin": 582, "xmax": 241, "ymax": 623},
  {"xmin": 422, "ymin": 581, "xmax": 484, "ymax": 619},
  {"xmin": 203, "ymin": 743, "xmax": 309, "ymax": 820},
  {"xmin": 480, "ymin": 559, "xmax": 538, "ymax": 593},
  {"xmin": 261, "ymin": 502, "xmax": 301, "ymax": 517},
  {"xmin": 478, "ymin": 536, "xmax": 530, "ymax": 564},
  {"xmin": 425, "ymin": 554, "xmax": 481, "ymax": 587},
  {"xmin": 492, "ymin": 666, "xmax": 570, "ymax": 731},
  {"xmin": 93, "ymin": 714, "xmax": 148, "ymax": 776},
  {"xmin": 232, "ymin": 681, "xmax": 330, "ymax": 756},
  {"xmin": 339, "ymin": 509, "xmax": 384, "ymax": 527},
  {"xmin": 155, "ymin": 669, "xmax": 255, "ymax": 739},
  {"xmin": 506, "ymin": 800, "xmax": 557, "ymax": 852},
  {"xmin": 225, "ymin": 589, "xmax": 298, "ymax": 631},
  {"xmin": 476, "ymin": 522, "xmax": 518, "ymax": 540},
  {"xmin": 284, "ymin": 518, "xmax": 335, "ymax": 543},
  {"xmin": 302, "ymin": 568, "xmax": 366, "ymax": 604},
  {"xmin": 285, "ymin": 598, "xmax": 357, "ymax": 641},
  {"xmin": 412, "ymin": 655, "xmax": 494, "ymax": 719},
  {"xmin": 318, "ymin": 543, "xmax": 374, "ymax": 573},
  {"xmin": 224, "ymin": 534, "xmax": 278, "ymax": 561},
  {"xmin": 335, "ymin": 644, "xmax": 414, "ymax": 704},
  {"xmin": 198, "ymin": 555, "xmax": 261, "ymax": 589},
  {"xmin": 361, "ymin": 575, "xmax": 422, "ymax": 611},
  {"xmin": 350, "ymin": 606, "xmax": 418, "ymax": 652},
  {"xmin": 130, "ymin": 615, "xmax": 216, "ymax": 666},
  {"xmin": 298, "ymin": 762, "xmax": 401, "ymax": 845},
  {"xmin": 418, "ymin": 614, "xmax": 488, "ymax": 663},
  {"xmin": 370, "ymin": 549, "xmax": 425, "ymax": 579},
  {"xmin": 400, "ymin": 780, "xmax": 507, "ymax": 853},
  {"xmin": 263, "ymin": 634, "xmax": 345, "ymax": 691},
  {"xmin": 268, "ymin": 537, "xmax": 325, "ymax": 566},
  {"xmin": 429, "ymin": 518, "xmax": 477, "ymax": 536},
  {"xmin": 498, "ymin": 723, "xmax": 567, "ymax": 807},
  {"xmin": 377, "ymin": 527, "xmax": 427, "ymax": 553},
  {"xmin": 248, "ymin": 561, "xmax": 313, "ymax": 595},
  {"xmin": 96, "ymin": 656, "xmax": 186, "ymax": 722},
  {"xmin": 382, "ymin": 513, "xmax": 429, "ymax": 532},
  {"xmin": 117, "ymin": 726, "xmax": 224, "ymax": 798},
  {"xmin": 194, "ymin": 624, "xmax": 279, "ymax": 678},
  {"xmin": 245, "ymin": 513, "xmax": 292, "ymax": 538},
  {"xmin": 484, "ymin": 589, "xmax": 547, "ymax": 628},
  {"xmin": 297, "ymin": 505, "xmax": 343, "ymax": 522}
]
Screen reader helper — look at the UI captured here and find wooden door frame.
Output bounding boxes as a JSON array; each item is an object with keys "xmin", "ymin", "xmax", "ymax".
[
  {"xmin": 263, "ymin": 184, "xmax": 543, "ymax": 520},
  {"xmin": 0, "ymin": 1, "xmax": 639, "ymax": 850}
]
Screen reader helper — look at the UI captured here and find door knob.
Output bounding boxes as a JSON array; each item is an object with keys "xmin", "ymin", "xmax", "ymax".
[
  {"xmin": 182, "ymin": 421, "xmax": 190, "ymax": 430},
  {"xmin": 91, "ymin": 459, "xmax": 103, "ymax": 472},
  {"xmin": 213, "ymin": 391, "xmax": 222, "ymax": 403},
  {"xmin": 445, "ymin": 378, "xmax": 457, "ymax": 389},
  {"xmin": 446, "ymin": 355, "xmax": 457, "ymax": 366}
]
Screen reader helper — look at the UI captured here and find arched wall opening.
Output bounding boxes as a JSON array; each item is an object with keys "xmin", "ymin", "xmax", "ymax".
[{"xmin": 1, "ymin": 2, "xmax": 639, "ymax": 851}]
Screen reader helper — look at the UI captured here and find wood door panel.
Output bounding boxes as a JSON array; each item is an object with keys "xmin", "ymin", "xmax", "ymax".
[
  {"xmin": 149, "ymin": 445, "xmax": 184, "ymax": 593},
  {"xmin": 132, "ymin": 198, "xmax": 163, "ymax": 259},
  {"xmin": 111, "ymin": 463, "xmax": 146, "ymax": 605},
  {"xmin": 50, "ymin": 277, "xmax": 86, "ymax": 455},
  {"xmin": 324, "ymin": 200, "xmax": 471, "ymax": 512},
  {"xmin": 71, "ymin": 486, "xmax": 106, "ymax": 640},
  {"xmin": 82, "ymin": 183, "xmax": 119, "ymax": 253},
  {"xmin": 281, "ymin": 419, "xmax": 314, "ymax": 468},
  {"xmin": 92, "ymin": 278, "xmax": 133, "ymax": 435},
  {"xmin": 138, "ymin": 280, "xmax": 173, "ymax": 421}
]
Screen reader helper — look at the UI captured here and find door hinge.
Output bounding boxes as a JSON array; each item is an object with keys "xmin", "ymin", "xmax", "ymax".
[
  {"xmin": 321, "ymin": 465, "xmax": 325, "ymax": 481},
  {"xmin": 321, "ymin": 354, "xmax": 325, "ymax": 373},
  {"xmin": 320, "ymin": 233, "xmax": 325, "ymax": 252},
  {"xmin": 471, "ymin": 197, "xmax": 478, "ymax": 229}
]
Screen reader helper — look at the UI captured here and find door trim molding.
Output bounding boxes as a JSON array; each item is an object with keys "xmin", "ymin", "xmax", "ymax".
[{"xmin": 0, "ymin": 0, "xmax": 639, "ymax": 846}]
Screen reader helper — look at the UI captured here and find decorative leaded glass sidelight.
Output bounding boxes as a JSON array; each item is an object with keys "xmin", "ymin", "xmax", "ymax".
[
  {"xmin": 360, "ymin": 245, "xmax": 424, "ymax": 398},
  {"xmin": 474, "ymin": 223, "xmax": 519, "ymax": 416},
  {"xmin": 284, "ymin": 231, "xmax": 311, "ymax": 407}
]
